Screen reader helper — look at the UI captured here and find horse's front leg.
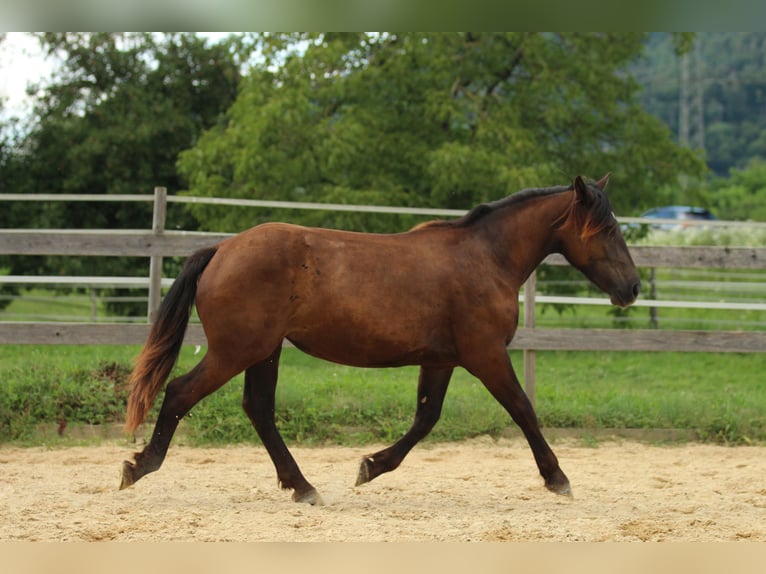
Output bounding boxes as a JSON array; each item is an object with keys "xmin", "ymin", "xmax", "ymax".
[{"xmin": 464, "ymin": 347, "xmax": 571, "ymax": 496}]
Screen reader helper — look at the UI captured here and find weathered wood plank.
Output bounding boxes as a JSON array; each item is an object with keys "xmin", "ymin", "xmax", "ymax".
[
  {"xmin": 2, "ymin": 322, "xmax": 763, "ymax": 353},
  {"xmin": 543, "ymin": 246, "xmax": 765, "ymax": 269},
  {"xmin": 0, "ymin": 323, "xmax": 205, "ymax": 346},
  {"xmin": 0, "ymin": 322, "xmax": 147, "ymax": 345},
  {"xmin": 0, "ymin": 230, "xmax": 231, "ymax": 257},
  {"xmin": 3, "ymin": 230, "xmax": 763, "ymax": 269},
  {"xmin": 511, "ymin": 328, "xmax": 766, "ymax": 353},
  {"xmin": 630, "ymin": 246, "xmax": 764, "ymax": 269}
]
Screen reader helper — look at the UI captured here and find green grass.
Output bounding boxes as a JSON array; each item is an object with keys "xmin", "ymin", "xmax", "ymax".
[
  {"xmin": 1, "ymin": 345, "xmax": 763, "ymax": 446},
  {"xmin": 1, "ymin": 288, "xmax": 99, "ymax": 321},
  {"xmin": 0, "ymin": 287, "xmax": 145, "ymax": 322}
]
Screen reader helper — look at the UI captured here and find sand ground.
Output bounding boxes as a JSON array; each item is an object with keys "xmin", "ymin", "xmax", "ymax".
[{"xmin": 1, "ymin": 437, "xmax": 764, "ymax": 541}]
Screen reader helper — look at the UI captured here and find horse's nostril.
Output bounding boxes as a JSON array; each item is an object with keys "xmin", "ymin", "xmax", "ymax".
[{"xmin": 633, "ymin": 282, "xmax": 641, "ymax": 297}]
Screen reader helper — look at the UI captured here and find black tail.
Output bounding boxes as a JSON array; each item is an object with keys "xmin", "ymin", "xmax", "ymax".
[{"xmin": 125, "ymin": 246, "xmax": 218, "ymax": 432}]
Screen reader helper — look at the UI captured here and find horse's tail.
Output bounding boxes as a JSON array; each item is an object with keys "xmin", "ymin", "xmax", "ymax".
[{"xmin": 124, "ymin": 246, "xmax": 218, "ymax": 434}]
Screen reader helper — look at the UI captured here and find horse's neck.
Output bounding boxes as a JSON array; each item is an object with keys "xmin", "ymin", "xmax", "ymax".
[{"xmin": 483, "ymin": 191, "xmax": 571, "ymax": 284}]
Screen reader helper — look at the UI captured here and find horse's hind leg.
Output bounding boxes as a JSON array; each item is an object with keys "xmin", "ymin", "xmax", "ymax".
[
  {"xmin": 120, "ymin": 353, "xmax": 239, "ymax": 489},
  {"xmin": 356, "ymin": 366, "xmax": 453, "ymax": 486},
  {"xmin": 242, "ymin": 346, "xmax": 321, "ymax": 505}
]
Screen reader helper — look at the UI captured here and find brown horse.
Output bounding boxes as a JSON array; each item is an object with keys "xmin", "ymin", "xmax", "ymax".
[{"xmin": 120, "ymin": 174, "xmax": 639, "ymax": 504}]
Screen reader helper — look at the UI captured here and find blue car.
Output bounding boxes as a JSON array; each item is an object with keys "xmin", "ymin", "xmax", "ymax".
[{"xmin": 640, "ymin": 206, "xmax": 718, "ymax": 229}]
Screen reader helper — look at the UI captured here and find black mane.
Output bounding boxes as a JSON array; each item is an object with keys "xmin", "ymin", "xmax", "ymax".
[{"xmin": 424, "ymin": 184, "xmax": 573, "ymax": 229}]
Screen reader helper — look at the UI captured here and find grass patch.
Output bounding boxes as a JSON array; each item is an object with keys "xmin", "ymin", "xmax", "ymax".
[
  {"xmin": 1, "ymin": 345, "xmax": 763, "ymax": 446},
  {"xmin": 533, "ymin": 351, "xmax": 765, "ymax": 443},
  {"xmin": 1, "ymin": 288, "xmax": 103, "ymax": 321}
]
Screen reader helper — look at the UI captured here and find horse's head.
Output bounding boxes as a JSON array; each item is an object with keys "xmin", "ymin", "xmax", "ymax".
[{"xmin": 555, "ymin": 174, "xmax": 640, "ymax": 308}]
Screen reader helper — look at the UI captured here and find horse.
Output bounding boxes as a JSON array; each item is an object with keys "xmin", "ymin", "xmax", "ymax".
[{"xmin": 119, "ymin": 174, "xmax": 640, "ymax": 504}]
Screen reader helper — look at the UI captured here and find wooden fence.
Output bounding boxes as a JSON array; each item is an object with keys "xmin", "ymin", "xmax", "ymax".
[{"xmin": 2, "ymin": 188, "xmax": 765, "ymax": 404}]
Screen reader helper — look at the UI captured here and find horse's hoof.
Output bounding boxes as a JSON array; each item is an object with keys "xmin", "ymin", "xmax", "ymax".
[
  {"xmin": 546, "ymin": 481, "xmax": 573, "ymax": 497},
  {"xmin": 293, "ymin": 488, "xmax": 323, "ymax": 506},
  {"xmin": 119, "ymin": 460, "xmax": 136, "ymax": 490},
  {"xmin": 355, "ymin": 457, "xmax": 372, "ymax": 486}
]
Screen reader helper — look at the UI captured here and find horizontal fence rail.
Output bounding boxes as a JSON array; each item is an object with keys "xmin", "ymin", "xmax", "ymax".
[
  {"xmin": 2, "ymin": 229, "xmax": 763, "ymax": 268},
  {"xmin": 6, "ymin": 192, "xmax": 766, "ymax": 229},
  {"xmin": 3, "ymin": 323, "xmax": 765, "ymax": 354},
  {"xmin": 2, "ymin": 190, "xmax": 765, "ymax": 405},
  {"xmin": 0, "ymin": 275, "xmax": 176, "ymax": 288},
  {"xmin": 2, "ymin": 276, "xmax": 763, "ymax": 313}
]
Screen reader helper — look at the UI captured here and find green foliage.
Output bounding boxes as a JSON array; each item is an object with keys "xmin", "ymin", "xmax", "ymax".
[
  {"xmin": 707, "ymin": 158, "xmax": 766, "ymax": 221},
  {"xmin": 179, "ymin": 32, "xmax": 705, "ymax": 233},
  {"xmin": 6, "ymin": 33, "xmax": 243, "ymax": 203},
  {"xmin": 1, "ymin": 346, "xmax": 764, "ymax": 445}
]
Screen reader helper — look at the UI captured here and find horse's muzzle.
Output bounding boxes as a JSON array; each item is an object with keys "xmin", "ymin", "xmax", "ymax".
[{"xmin": 611, "ymin": 280, "xmax": 641, "ymax": 308}]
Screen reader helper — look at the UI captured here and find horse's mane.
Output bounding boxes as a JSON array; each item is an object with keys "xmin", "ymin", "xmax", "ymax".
[
  {"xmin": 554, "ymin": 180, "xmax": 616, "ymax": 240},
  {"xmin": 414, "ymin": 180, "xmax": 614, "ymax": 239},
  {"xmin": 413, "ymin": 186, "xmax": 570, "ymax": 231}
]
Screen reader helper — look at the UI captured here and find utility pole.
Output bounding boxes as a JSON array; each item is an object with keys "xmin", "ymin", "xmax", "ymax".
[{"xmin": 678, "ymin": 37, "xmax": 705, "ymax": 152}]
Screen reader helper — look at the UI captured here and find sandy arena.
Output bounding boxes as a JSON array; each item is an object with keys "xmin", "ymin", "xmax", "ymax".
[{"xmin": 1, "ymin": 437, "xmax": 764, "ymax": 541}]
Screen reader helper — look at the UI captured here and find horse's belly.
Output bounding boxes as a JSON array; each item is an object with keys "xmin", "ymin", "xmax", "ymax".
[{"xmin": 285, "ymin": 324, "xmax": 456, "ymax": 368}]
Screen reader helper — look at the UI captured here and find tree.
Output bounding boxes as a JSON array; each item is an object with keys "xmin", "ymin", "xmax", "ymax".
[
  {"xmin": 178, "ymin": 32, "xmax": 706, "ymax": 234},
  {"xmin": 708, "ymin": 158, "xmax": 766, "ymax": 221},
  {"xmin": 0, "ymin": 33, "xmax": 248, "ymax": 315}
]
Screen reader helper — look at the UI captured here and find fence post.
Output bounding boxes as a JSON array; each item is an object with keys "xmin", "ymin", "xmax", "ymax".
[
  {"xmin": 89, "ymin": 287, "xmax": 98, "ymax": 321},
  {"xmin": 147, "ymin": 187, "xmax": 167, "ymax": 323},
  {"xmin": 649, "ymin": 267, "xmax": 658, "ymax": 329},
  {"xmin": 523, "ymin": 270, "xmax": 537, "ymax": 406}
]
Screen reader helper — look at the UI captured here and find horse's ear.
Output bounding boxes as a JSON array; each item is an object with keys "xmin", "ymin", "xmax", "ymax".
[
  {"xmin": 573, "ymin": 175, "xmax": 592, "ymax": 204},
  {"xmin": 596, "ymin": 173, "xmax": 611, "ymax": 190}
]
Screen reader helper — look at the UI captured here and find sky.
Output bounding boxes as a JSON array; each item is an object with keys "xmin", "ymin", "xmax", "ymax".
[{"xmin": 0, "ymin": 32, "xmax": 56, "ymax": 119}]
